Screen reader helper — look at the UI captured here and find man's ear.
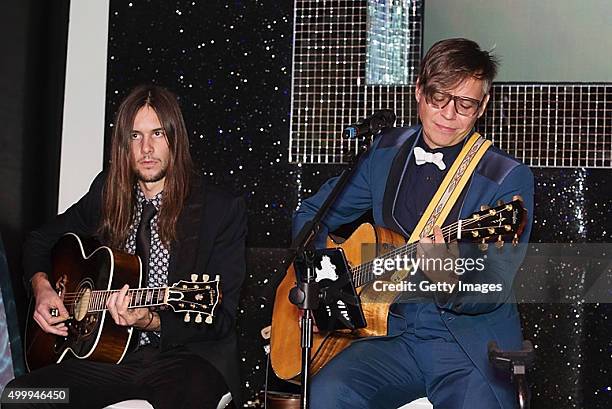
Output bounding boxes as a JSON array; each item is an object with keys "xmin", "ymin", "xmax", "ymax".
[
  {"xmin": 477, "ymin": 94, "xmax": 490, "ymax": 118},
  {"xmin": 415, "ymin": 79, "xmax": 422, "ymax": 103}
]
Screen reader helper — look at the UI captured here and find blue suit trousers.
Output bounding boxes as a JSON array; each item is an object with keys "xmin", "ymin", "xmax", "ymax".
[{"xmin": 309, "ymin": 332, "xmax": 503, "ymax": 409}]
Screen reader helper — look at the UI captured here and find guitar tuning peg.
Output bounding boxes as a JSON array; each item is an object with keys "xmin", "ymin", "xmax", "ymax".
[
  {"xmin": 496, "ymin": 199, "xmax": 505, "ymax": 206},
  {"xmin": 495, "ymin": 236, "xmax": 504, "ymax": 249},
  {"xmin": 202, "ymin": 274, "xmax": 210, "ymax": 282},
  {"xmin": 512, "ymin": 195, "xmax": 523, "ymax": 203},
  {"xmin": 480, "ymin": 204, "xmax": 490, "ymax": 211},
  {"xmin": 205, "ymin": 315, "xmax": 213, "ymax": 324},
  {"xmin": 512, "ymin": 234, "xmax": 519, "ymax": 246},
  {"xmin": 191, "ymin": 274, "xmax": 198, "ymax": 282},
  {"xmin": 184, "ymin": 312, "xmax": 191, "ymax": 322},
  {"xmin": 478, "ymin": 239, "xmax": 488, "ymax": 251},
  {"xmin": 487, "ymin": 228, "xmax": 495, "ymax": 235},
  {"xmin": 195, "ymin": 313, "xmax": 202, "ymax": 323},
  {"xmin": 215, "ymin": 275, "xmax": 220, "ymax": 281}
]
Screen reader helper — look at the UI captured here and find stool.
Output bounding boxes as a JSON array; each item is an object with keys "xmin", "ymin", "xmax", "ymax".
[
  {"xmin": 103, "ymin": 392, "xmax": 232, "ymax": 409},
  {"xmin": 265, "ymin": 391, "xmax": 300, "ymax": 408},
  {"xmin": 398, "ymin": 397, "xmax": 433, "ymax": 409},
  {"xmin": 263, "ymin": 392, "xmax": 432, "ymax": 409}
]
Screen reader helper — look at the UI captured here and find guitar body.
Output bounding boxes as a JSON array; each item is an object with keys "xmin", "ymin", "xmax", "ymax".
[
  {"xmin": 270, "ymin": 223, "xmax": 406, "ymax": 382},
  {"xmin": 270, "ymin": 198, "xmax": 527, "ymax": 382},
  {"xmin": 25, "ymin": 233, "xmax": 142, "ymax": 371}
]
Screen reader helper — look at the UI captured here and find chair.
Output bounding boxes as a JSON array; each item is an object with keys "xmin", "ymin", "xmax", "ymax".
[
  {"xmin": 394, "ymin": 340, "xmax": 535, "ymax": 409},
  {"xmin": 0, "ymin": 233, "xmax": 24, "ymax": 385},
  {"xmin": 489, "ymin": 340, "xmax": 535, "ymax": 409},
  {"xmin": 103, "ymin": 392, "xmax": 232, "ymax": 409}
]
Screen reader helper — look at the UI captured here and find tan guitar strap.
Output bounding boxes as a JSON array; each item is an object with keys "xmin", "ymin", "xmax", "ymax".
[{"xmin": 407, "ymin": 132, "xmax": 492, "ymax": 243}]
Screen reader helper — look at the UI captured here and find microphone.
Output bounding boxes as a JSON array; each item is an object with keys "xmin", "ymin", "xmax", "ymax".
[{"xmin": 343, "ymin": 109, "xmax": 396, "ymax": 139}]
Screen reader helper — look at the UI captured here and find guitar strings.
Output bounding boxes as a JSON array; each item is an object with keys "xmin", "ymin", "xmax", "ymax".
[
  {"xmin": 59, "ymin": 287, "xmax": 167, "ymax": 302},
  {"xmin": 56, "ymin": 209, "xmax": 513, "ymax": 304},
  {"xmin": 351, "ymin": 215, "xmax": 486, "ymax": 286},
  {"xmin": 352, "ymin": 214, "xmax": 474, "ymax": 275},
  {"xmin": 60, "ymin": 291, "xmax": 166, "ymax": 311},
  {"xmin": 351, "ymin": 211, "xmax": 514, "ymax": 287},
  {"xmin": 59, "ymin": 286, "xmax": 211, "ymax": 299},
  {"xmin": 57, "ymin": 285, "xmax": 215, "ymax": 313},
  {"xmin": 58, "ymin": 286, "xmax": 213, "ymax": 306}
]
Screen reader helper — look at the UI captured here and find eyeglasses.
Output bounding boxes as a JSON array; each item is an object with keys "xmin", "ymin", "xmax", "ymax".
[{"xmin": 425, "ymin": 91, "xmax": 484, "ymax": 117}]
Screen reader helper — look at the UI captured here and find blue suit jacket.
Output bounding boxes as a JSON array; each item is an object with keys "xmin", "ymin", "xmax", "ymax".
[{"xmin": 293, "ymin": 125, "xmax": 534, "ymax": 408}]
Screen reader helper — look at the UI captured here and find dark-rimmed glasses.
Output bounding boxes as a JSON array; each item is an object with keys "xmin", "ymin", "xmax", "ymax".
[{"xmin": 425, "ymin": 91, "xmax": 485, "ymax": 117}]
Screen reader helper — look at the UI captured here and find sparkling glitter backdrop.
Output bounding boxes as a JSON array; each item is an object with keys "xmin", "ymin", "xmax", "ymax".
[
  {"xmin": 106, "ymin": 1, "xmax": 611, "ymax": 407},
  {"xmin": 106, "ymin": 2, "xmax": 298, "ymax": 405}
]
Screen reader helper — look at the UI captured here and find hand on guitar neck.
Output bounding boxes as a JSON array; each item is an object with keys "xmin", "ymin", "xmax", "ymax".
[
  {"xmin": 31, "ymin": 272, "xmax": 70, "ymax": 337},
  {"xmin": 417, "ymin": 226, "xmax": 460, "ymax": 292},
  {"xmin": 31, "ymin": 272, "xmax": 159, "ymax": 336},
  {"xmin": 106, "ymin": 284, "xmax": 160, "ymax": 331}
]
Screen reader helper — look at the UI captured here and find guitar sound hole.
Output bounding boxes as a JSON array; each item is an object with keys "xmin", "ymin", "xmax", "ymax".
[{"xmin": 74, "ymin": 288, "xmax": 91, "ymax": 321}]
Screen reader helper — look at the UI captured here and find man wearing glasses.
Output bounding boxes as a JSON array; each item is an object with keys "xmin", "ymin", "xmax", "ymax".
[{"xmin": 292, "ymin": 38, "xmax": 533, "ymax": 408}]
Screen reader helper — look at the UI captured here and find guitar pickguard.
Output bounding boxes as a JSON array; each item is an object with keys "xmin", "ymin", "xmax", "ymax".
[{"xmin": 61, "ymin": 279, "xmax": 103, "ymax": 356}]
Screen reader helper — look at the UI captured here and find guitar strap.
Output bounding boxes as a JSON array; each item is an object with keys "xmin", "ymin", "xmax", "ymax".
[{"xmin": 407, "ymin": 132, "xmax": 492, "ymax": 243}]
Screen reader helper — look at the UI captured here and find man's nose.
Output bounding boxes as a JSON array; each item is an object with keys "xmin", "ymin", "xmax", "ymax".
[
  {"xmin": 141, "ymin": 135, "xmax": 154, "ymax": 154},
  {"xmin": 440, "ymin": 98, "xmax": 457, "ymax": 120}
]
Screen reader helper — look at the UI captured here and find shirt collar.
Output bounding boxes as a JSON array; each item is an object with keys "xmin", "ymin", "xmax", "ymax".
[
  {"xmin": 135, "ymin": 184, "xmax": 163, "ymax": 211},
  {"xmin": 416, "ymin": 128, "xmax": 472, "ymax": 166}
]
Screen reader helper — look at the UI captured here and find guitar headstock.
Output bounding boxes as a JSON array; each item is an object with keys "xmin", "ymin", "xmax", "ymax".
[
  {"xmin": 166, "ymin": 274, "xmax": 220, "ymax": 324},
  {"xmin": 462, "ymin": 196, "xmax": 527, "ymax": 249}
]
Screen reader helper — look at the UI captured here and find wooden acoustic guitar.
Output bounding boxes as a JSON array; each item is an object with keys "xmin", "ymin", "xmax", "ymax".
[
  {"xmin": 25, "ymin": 232, "xmax": 221, "ymax": 371},
  {"xmin": 270, "ymin": 198, "xmax": 527, "ymax": 382}
]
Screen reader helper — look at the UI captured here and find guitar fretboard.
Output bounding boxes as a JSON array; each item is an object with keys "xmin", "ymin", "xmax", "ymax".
[
  {"xmin": 289, "ymin": 0, "xmax": 612, "ymax": 168},
  {"xmin": 352, "ymin": 242, "xmax": 418, "ymax": 288},
  {"xmin": 351, "ymin": 214, "xmax": 485, "ymax": 288},
  {"xmin": 86, "ymin": 288, "xmax": 167, "ymax": 312}
]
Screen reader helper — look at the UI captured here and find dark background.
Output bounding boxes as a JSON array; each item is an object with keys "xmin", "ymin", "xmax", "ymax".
[
  {"xmin": 0, "ymin": 0, "xmax": 71, "ymax": 377},
  {"xmin": 1, "ymin": 1, "xmax": 610, "ymax": 407}
]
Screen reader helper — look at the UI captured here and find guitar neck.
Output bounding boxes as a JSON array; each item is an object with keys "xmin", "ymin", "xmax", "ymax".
[
  {"xmin": 351, "ymin": 242, "xmax": 420, "ymax": 288},
  {"xmin": 86, "ymin": 287, "xmax": 169, "ymax": 313},
  {"xmin": 350, "ymin": 217, "xmax": 475, "ymax": 288},
  {"xmin": 349, "ymin": 199, "xmax": 525, "ymax": 288}
]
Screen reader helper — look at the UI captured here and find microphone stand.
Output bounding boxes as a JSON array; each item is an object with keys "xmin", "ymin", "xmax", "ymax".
[
  {"xmin": 287, "ymin": 133, "xmax": 377, "ymax": 409},
  {"xmin": 258, "ymin": 110, "xmax": 396, "ymax": 305}
]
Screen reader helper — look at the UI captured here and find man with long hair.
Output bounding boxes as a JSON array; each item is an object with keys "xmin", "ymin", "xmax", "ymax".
[
  {"xmin": 292, "ymin": 38, "xmax": 533, "ymax": 408},
  {"xmin": 7, "ymin": 85, "xmax": 246, "ymax": 408}
]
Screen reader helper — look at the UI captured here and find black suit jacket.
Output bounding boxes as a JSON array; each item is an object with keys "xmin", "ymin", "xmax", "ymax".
[{"xmin": 23, "ymin": 172, "xmax": 247, "ymax": 405}]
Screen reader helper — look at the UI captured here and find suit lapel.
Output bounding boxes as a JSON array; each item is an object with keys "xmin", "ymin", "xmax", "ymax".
[
  {"xmin": 381, "ymin": 129, "xmax": 420, "ymax": 236},
  {"xmin": 169, "ymin": 178, "xmax": 206, "ymax": 282}
]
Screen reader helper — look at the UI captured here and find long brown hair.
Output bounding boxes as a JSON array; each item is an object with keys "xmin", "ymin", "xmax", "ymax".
[{"xmin": 99, "ymin": 85, "xmax": 194, "ymax": 248}]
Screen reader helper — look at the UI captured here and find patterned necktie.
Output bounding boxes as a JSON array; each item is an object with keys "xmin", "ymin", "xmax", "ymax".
[
  {"xmin": 413, "ymin": 146, "xmax": 446, "ymax": 170},
  {"xmin": 136, "ymin": 201, "xmax": 157, "ymax": 280}
]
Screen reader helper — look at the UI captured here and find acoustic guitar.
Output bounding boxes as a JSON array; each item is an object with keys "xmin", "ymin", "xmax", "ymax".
[
  {"xmin": 25, "ymin": 232, "xmax": 220, "ymax": 371},
  {"xmin": 270, "ymin": 198, "xmax": 527, "ymax": 382}
]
